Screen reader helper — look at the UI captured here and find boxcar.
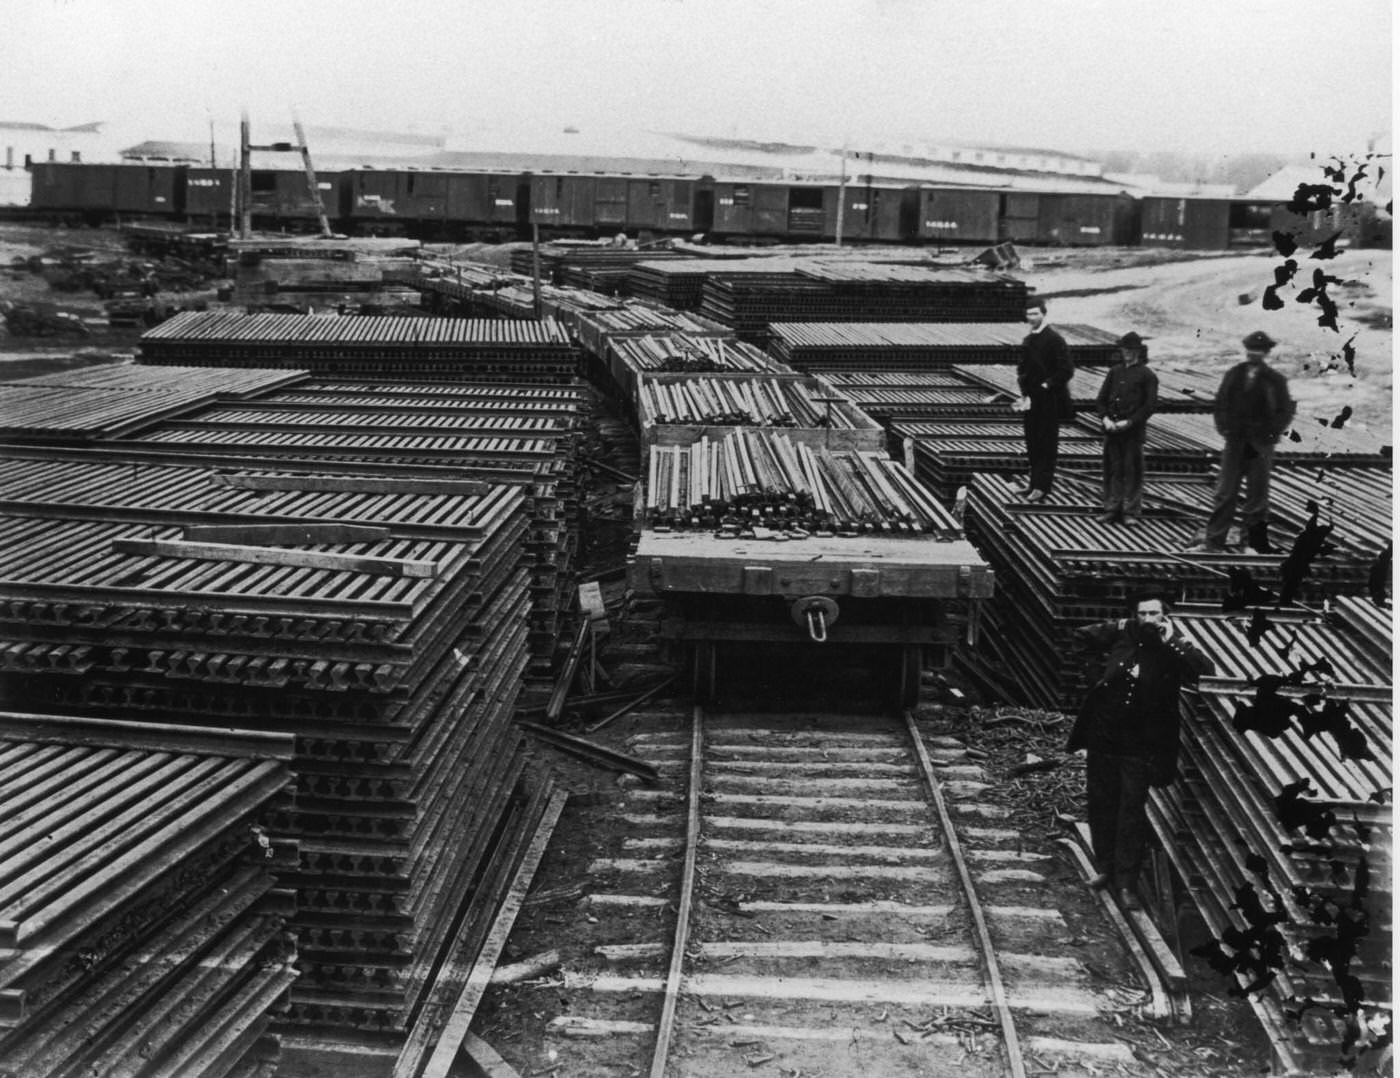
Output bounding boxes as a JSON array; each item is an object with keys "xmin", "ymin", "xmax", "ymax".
[
  {"xmin": 835, "ymin": 182, "xmax": 908, "ymax": 242},
  {"xmin": 248, "ymin": 169, "xmax": 340, "ymax": 223},
  {"xmin": 1268, "ymin": 200, "xmax": 1367, "ymax": 249},
  {"xmin": 1034, "ymin": 193, "xmax": 1136, "ymax": 246},
  {"xmin": 343, "ymin": 168, "xmax": 524, "ymax": 232},
  {"xmin": 184, "ymin": 167, "xmax": 236, "ymax": 221},
  {"xmin": 907, "ymin": 186, "xmax": 1001, "ymax": 244},
  {"xmin": 29, "ymin": 162, "xmax": 182, "ymax": 218},
  {"xmin": 1140, "ymin": 197, "xmax": 1232, "ymax": 249},
  {"xmin": 529, "ymin": 172, "xmax": 704, "ymax": 234}
]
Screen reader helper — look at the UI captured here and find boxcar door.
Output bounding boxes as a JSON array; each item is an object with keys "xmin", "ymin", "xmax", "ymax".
[{"xmin": 595, "ymin": 177, "xmax": 628, "ymax": 228}]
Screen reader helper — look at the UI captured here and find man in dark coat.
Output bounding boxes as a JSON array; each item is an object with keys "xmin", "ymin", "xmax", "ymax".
[
  {"xmin": 1094, "ymin": 331, "xmax": 1158, "ymax": 525},
  {"xmin": 1068, "ymin": 595, "xmax": 1214, "ymax": 910},
  {"xmin": 1184, "ymin": 331, "xmax": 1296, "ymax": 553},
  {"xmin": 1015, "ymin": 297, "xmax": 1075, "ymax": 502}
]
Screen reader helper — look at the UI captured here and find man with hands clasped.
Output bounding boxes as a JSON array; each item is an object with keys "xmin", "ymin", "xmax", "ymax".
[
  {"xmin": 1094, "ymin": 332, "xmax": 1158, "ymax": 525},
  {"xmin": 1067, "ymin": 595, "xmax": 1214, "ymax": 910},
  {"xmin": 1015, "ymin": 297, "xmax": 1075, "ymax": 502}
]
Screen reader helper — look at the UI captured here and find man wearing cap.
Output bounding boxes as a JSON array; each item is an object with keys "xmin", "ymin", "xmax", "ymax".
[
  {"xmin": 1094, "ymin": 332, "xmax": 1158, "ymax": 525},
  {"xmin": 1185, "ymin": 331, "xmax": 1296, "ymax": 553},
  {"xmin": 1069, "ymin": 594, "xmax": 1214, "ymax": 909},
  {"xmin": 1016, "ymin": 297, "xmax": 1075, "ymax": 502}
]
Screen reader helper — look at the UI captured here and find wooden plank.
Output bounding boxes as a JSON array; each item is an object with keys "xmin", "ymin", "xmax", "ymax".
[
  {"xmin": 461, "ymin": 1033, "xmax": 523, "ymax": 1078},
  {"xmin": 179, "ymin": 523, "xmax": 392, "ymax": 545},
  {"xmin": 112, "ymin": 538, "xmax": 439, "ymax": 579},
  {"xmin": 212, "ymin": 473, "xmax": 490, "ymax": 496},
  {"xmin": 416, "ymin": 789, "xmax": 568, "ymax": 1078}
]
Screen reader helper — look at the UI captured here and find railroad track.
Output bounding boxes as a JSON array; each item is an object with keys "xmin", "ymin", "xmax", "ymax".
[{"xmin": 545, "ymin": 705, "xmax": 1154, "ymax": 1077}]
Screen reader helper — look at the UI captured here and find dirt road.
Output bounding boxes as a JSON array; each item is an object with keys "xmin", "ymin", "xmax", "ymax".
[{"xmin": 1022, "ymin": 249, "xmax": 1393, "ymax": 432}]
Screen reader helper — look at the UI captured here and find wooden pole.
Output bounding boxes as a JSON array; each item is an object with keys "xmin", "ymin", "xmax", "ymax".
[
  {"xmin": 292, "ymin": 113, "xmax": 334, "ymax": 238},
  {"xmin": 531, "ymin": 220, "xmax": 543, "ymax": 318},
  {"xmin": 238, "ymin": 112, "xmax": 252, "ymax": 239},
  {"xmin": 834, "ymin": 143, "xmax": 847, "ymax": 248}
]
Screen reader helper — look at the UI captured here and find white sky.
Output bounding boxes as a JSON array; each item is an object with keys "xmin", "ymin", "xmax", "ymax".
[{"xmin": 4, "ymin": 0, "xmax": 1392, "ymax": 158}]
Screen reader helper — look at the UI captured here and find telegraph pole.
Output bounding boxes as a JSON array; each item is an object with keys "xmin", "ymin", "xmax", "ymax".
[
  {"xmin": 238, "ymin": 112, "xmax": 252, "ymax": 239},
  {"xmin": 834, "ymin": 142, "xmax": 848, "ymax": 248}
]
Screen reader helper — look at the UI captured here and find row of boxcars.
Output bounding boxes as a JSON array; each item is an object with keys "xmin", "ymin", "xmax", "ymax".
[{"xmin": 24, "ymin": 161, "xmax": 1385, "ymax": 249}]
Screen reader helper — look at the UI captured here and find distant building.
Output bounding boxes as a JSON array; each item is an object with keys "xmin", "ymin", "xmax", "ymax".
[{"xmin": 0, "ymin": 120, "xmax": 106, "ymax": 205}]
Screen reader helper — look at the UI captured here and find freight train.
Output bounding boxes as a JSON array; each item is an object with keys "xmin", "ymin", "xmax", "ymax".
[{"xmin": 21, "ymin": 160, "xmax": 1384, "ymax": 250}]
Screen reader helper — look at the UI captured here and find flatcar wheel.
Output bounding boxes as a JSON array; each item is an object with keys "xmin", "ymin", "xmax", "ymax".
[
  {"xmin": 898, "ymin": 644, "xmax": 922, "ymax": 711},
  {"xmin": 692, "ymin": 641, "xmax": 717, "ymax": 703}
]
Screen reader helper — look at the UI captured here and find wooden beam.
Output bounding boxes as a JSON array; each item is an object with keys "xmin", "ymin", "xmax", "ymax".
[
  {"xmin": 212, "ymin": 473, "xmax": 491, "ymax": 496},
  {"xmin": 417, "ymin": 789, "xmax": 568, "ymax": 1078},
  {"xmin": 461, "ymin": 1034, "xmax": 522, "ymax": 1078},
  {"xmin": 112, "ymin": 538, "xmax": 438, "ymax": 579},
  {"xmin": 181, "ymin": 523, "xmax": 391, "ymax": 545}
]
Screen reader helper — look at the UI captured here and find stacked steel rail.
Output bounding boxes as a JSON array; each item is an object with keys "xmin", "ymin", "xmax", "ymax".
[
  {"xmin": 951, "ymin": 364, "xmax": 1219, "ymax": 412},
  {"xmin": 0, "ymin": 364, "xmax": 306, "ymax": 440},
  {"xmin": 97, "ymin": 381, "xmax": 585, "ymax": 679},
  {"xmin": 606, "ymin": 334, "xmax": 785, "ymax": 409},
  {"xmin": 962, "ymin": 470, "xmax": 1391, "ymax": 709},
  {"xmin": 643, "ymin": 430, "xmax": 960, "ymax": 536},
  {"xmin": 137, "ymin": 311, "xmax": 579, "ymax": 384},
  {"xmin": 639, "ymin": 376, "xmax": 875, "ymax": 430},
  {"xmin": 507, "ymin": 245, "xmax": 692, "ymax": 289},
  {"xmin": 1149, "ymin": 600, "xmax": 1392, "ymax": 1071},
  {"xmin": 0, "ymin": 445, "xmax": 555, "ymax": 1074},
  {"xmin": 0, "ymin": 712, "xmax": 297, "ymax": 1078},
  {"xmin": 767, "ymin": 322, "xmax": 1120, "ymax": 372},
  {"xmin": 700, "ymin": 268, "xmax": 1030, "ymax": 343}
]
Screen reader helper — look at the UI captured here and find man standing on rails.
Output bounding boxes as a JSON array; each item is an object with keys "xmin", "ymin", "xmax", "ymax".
[
  {"xmin": 1184, "ymin": 331, "xmax": 1296, "ymax": 553},
  {"xmin": 1015, "ymin": 298, "xmax": 1075, "ymax": 502},
  {"xmin": 1094, "ymin": 332, "xmax": 1157, "ymax": 525},
  {"xmin": 1068, "ymin": 595, "xmax": 1213, "ymax": 910}
]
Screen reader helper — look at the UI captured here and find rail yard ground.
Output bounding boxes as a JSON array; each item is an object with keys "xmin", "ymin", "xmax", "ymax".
[
  {"xmin": 0, "ymin": 223, "xmax": 1391, "ymax": 1076},
  {"xmin": 2, "ymin": 224, "xmax": 1391, "ymax": 432}
]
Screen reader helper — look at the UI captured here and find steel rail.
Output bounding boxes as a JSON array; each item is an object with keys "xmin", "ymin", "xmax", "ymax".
[
  {"xmin": 902, "ymin": 708, "xmax": 1027, "ymax": 1078},
  {"xmin": 648, "ymin": 704, "xmax": 703, "ymax": 1078}
]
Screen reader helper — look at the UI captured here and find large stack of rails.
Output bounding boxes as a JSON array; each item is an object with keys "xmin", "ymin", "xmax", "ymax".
[
  {"xmin": 138, "ymin": 311, "xmax": 578, "ymax": 384},
  {"xmin": 959, "ymin": 467, "xmax": 1391, "ymax": 708},
  {"xmin": 624, "ymin": 259, "xmax": 1030, "ymax": 343},
  {"xmin": 506, "ymin": 244, "xmax": 694, "ymax": 293},
  {"xmin": 1148, "ymin": 598, "xmax": 1392, "ymax": 1073},
  {"xmin": 0, "ymin": 361, "xmax": 571, "ymax": 1075},
  {"xmin": 638, "ymin": 374, "xmax": 884, "ymax": 454},
  {"xmin": 604, "ymin": 335, "xmax": 784, "ymax": 414},
  {"xmin": 698, "ymin": 264, "xmax": 1030, "ymax": 343},
  {"xmin": 0, "ymin": 713, "xmax": 297, "ymax": 1078},
  {"xmin": 768, "ymin": 322, "xmax": 1121, "ymax": 373}
]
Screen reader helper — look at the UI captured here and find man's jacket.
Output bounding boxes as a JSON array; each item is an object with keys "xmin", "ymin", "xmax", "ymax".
[
  {"xmin": 1096, "ymin": 363, "xmax": 1158, "ymax": 432},
  {"xmin": 1067, "ymin": 619, "xmax": 1214, "ymax": 779},
  {"xmin": 1018, "ymin": 326, "xmax": 1075, "ymax": 420},
  {"xmin": 1213, "ymin": 361, "xmax": 1295, "ymax": 442}
]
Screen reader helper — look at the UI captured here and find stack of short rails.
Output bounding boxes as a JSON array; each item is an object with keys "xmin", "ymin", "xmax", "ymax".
[
  {"xmin": 638, "ymin": 373, "xmax": 884, "ymax": 454},
  {"xmin": 0, "ymin": 442, "xmax": 560, "ymax": 1075},
  {"xmin": 0, "ymin": 712, "xmax": 297, "ymax": 1078},
  {"xmin": 0, "ymin": 364, "xmax": 305, "ymax": 440},
  {"xmin": 961, "ymin": 468, "xmax": 1392, "ymax": 709},
  {"xmin": 605, "ymin": 334, "xmax": 784, "ymax": 411},
  {"xmin": 65, "ymin": 375, "xmax": 585, "ymax": 680},
  {"xmin": 767, "ymin": 321, "xmax": 1119, "ymax": 372},
  {"xmin": 945, "ymin": 363, "xmax": 1219, "ymax": 413},
  {"xmin": 625, "ymin": 257, "xmax": 805, "ymax": 310},
  {"xmin": 575, "ymin": 303, "xmax": 732, "ymax": 367},
  {"xmin": 507, "ymin": 243, "xmax": 692, "ymax": 290},
  {"xmin": 413, "ymin": 261, "xmax": 531, "ymax": 312},
  {"xmin": 468, "ymin": 283, "xmax": 622, "ymax": 327},
  {"xmin": 642, "ymin": 430, "xmax": 960, "ymax": 537},
  {"xmin": 138, "ymin": 311, "xmax": 579, "ymax": 384},
  {"xmin": 700, "ymin": 266, "xmax": 1031, "ymax": 343},
  {"xmin": 1149, "ymin": 600, "xmax": 1392, "ymax": 1073},
  {"xmin": 816, "ymin": 364, "xmax": 1216, "ymax": 424}
]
